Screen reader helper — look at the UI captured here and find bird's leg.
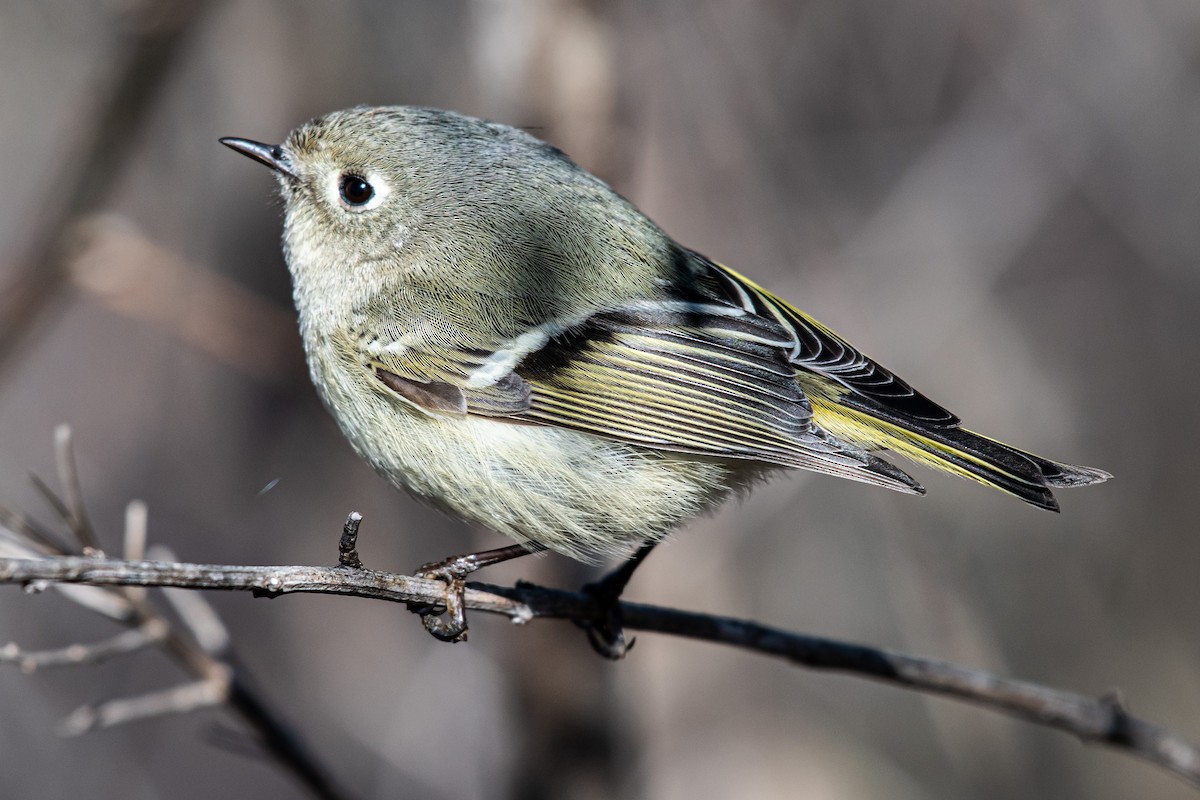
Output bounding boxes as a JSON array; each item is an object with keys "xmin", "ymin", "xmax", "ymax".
[
  {"xmin": 579, "ymin": 542, "xmax": 658, "ymax": 659},
  {"xmin": 415, "ymin": 543, "xmax": 543, "ymax": 642}
]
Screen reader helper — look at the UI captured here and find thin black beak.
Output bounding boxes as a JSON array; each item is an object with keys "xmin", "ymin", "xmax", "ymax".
[{"xmin": 219, "ymin": 137, "xmax": 297, "ymax": 179}]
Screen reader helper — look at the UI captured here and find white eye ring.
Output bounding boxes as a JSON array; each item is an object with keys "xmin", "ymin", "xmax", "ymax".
[{"xmin": 330, "ymin": 171, "xmax": 389, "ymax": 212}]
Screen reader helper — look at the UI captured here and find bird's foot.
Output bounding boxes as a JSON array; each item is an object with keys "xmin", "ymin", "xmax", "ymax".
[
  {"xmin": 412, "ymin": 544, "xmax": 540, "ymax": 643},
  {"xmin": 577, "ymin": 543, "xmax": 657, "ymax": 660},
  {"xmin": 579, "ymin": 577, "xmax": 635, "ymax": 659}
]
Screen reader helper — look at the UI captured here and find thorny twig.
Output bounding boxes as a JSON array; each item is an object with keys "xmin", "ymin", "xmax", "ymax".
[
  {"xmin": 3, "ymin": 431, "xmax": 1199, "ymax": 792},
  {"xmin": 0, "ymin": 550, "xmax": 1197, "ymax": 788},
  {"xmin": 0, "ymin": 427, "xmax": 348, "ymax": 800},
  {"xmin": 52, "ymin": 425, "xmax": 100, "ymax": 554}
]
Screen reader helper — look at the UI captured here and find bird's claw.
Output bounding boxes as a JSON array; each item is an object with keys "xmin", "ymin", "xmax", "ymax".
[
  {"xmin": 413, "ymin": 558, "xmax": 474, "ymax": 643},
  {"xmin": 410, "ymin": 544, "xmax": 538, "ymax": 642},
  {"xmin": 417, "ymin": 576, "xmax": 468, "ymax": 642},
  {"xmin": 578, "ymin": 579, "xmax": 636, "ymax": 660}
]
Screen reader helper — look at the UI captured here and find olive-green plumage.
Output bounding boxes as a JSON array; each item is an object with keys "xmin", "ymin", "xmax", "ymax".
[{"xmin": 222, "ymin": 106, "xmax": 1109, "ymax": 562}]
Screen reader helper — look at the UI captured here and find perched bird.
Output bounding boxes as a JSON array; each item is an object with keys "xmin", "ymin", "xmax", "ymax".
[{"xmin": 222, "ymin": 105, "xmax": 1109, "ymax": 574}]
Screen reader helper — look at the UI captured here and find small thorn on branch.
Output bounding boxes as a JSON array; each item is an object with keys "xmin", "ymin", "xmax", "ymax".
[
  {"xmin": 5, "ymin": 500, "xmax": 71, "ymax": 559},
  {"xmin": 123, "ymin": 500, "xmax": 148, "ymax": 561},
  {"xmin": 27, "ymin": 474, "xmax": 75, "ymax": 544},
  {"xmin": 338, "ymin": 512, "xmax": 363, "ymax": 569},
  {"xmin": 122, "ymin": 500, "xmax": 149, "ymax": 603},
  {"xmin": 53, "ymin": 425, "xmax": 102, "ymax": 555}
]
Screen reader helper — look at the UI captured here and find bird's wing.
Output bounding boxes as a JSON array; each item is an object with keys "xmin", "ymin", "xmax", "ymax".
[
  {"xmin": 696, "ymin": 257, "xmax": 1113, "ymax": 509},
  {"xmin": 361, "ymin": 252, "xmax": 1101, "ymax": 511},
  {"xmin": 697, "ymin": 258, "xmax": 960, "ymax": 429},
  {"xmin": 359, "ymin": 269, "xmax": 923, "ymax": 495}
]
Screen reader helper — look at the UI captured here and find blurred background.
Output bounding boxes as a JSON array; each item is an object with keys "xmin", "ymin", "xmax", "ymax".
[{"xmin": 1, "ymin": 0, "xmax": 1198, "ymax": 797}]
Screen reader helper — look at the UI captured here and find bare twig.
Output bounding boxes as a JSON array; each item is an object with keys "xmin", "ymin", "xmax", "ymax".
[
  {"xmin": 60, "ymin": 673, "xmax": 230, "ymax": 736},
  {"xmin": 337, "ymin": 512, "xmax": 363, "ymax": 569},
  {"xmin": 27, "ymin": 474, "xmax": 75, "ymax": 537},
  {"xmin": 123, "ymin": 500, "xmax": 148, "ymax": 562},
  {"xmin": 0, "ymin": 554, "xmax": 1196, "ymax": 788},
  {"xmin": 54, "ymin": 426, "xmax": 100, "ymax": 553},
  {"xmin": 1, "ymin": 620, "xmax": 167, "ymax": 672},
  {"xmin": 2, "ymin": 430, "xmax": 351, "ymax": 800},
  {"xmin": 122, "ymin": 501, "xmax": 150, "ymax": 604},
  {"xmin": 0, "ymin": 503, "xmax": 70, "ymax": 557}
]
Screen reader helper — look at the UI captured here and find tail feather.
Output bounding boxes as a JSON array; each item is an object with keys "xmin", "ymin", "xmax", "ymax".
[
  {"xmin": 807, "ymin": 398, "xmax": 1110, "ymax": 511},
  {"xmin": 902, "ymin": 427, "xmax": 1061, "ymax": 511},
  {"xmin": 1022, "ymin": 452, "xmax": 1113, "ymax": 488}
]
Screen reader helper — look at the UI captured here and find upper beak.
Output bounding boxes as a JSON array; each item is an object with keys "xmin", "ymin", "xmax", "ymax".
[{"xmin": 219, "ymin": 137, "xmax": 297, "ymax": 179}]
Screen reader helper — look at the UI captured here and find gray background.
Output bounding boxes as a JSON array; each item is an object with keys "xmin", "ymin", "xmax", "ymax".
[{"xmin": 1, "ymin": 1, "xmax": 1197, "ymax": 798}]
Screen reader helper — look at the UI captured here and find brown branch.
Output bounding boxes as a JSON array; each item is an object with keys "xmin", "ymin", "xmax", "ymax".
[
  {"xmin": 0, "ymin": 0, "xmax": 214, "ymax": 378},
  {"xmin": 60, "ymin": 675, "xmax": 229, "ymax": 736},
  {"xmin": 1, "ymin": 554, "xmax": 1197, "ymax": 788},
  {"xmin": 1, "ymin": 620, "xmax": 167, "ymax": 672},
  {"xmin": 2, "ymin": 430, "xmax": 350, "ymax": 800},
  {"xmin": 68, "ymin": 216, "xmax": 303, "ymax": 386}
]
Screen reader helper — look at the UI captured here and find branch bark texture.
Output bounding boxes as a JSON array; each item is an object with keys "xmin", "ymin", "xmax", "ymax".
[{"xmin": 2, "ymin": 554, "xmax": 1197, "ymax": 788}]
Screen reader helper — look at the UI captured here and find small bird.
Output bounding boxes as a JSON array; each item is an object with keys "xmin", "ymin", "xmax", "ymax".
[{"xmin": 222, "ymin": 106, "xmax": 1108, "ymax": 608}]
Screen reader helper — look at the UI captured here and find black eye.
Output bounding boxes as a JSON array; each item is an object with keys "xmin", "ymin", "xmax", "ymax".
[{"xmin": 339, "ymin": 174, "xmax": 374, "ymax": 206}]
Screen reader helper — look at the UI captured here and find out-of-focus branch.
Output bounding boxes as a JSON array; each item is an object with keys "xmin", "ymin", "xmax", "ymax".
[
  {"xmin": 0, "ymin": 0, "xmax": 214, "ymax": 379},
  {"xmin": 1, "ymin": 551, "xmax": 1198, "ymax": 789},
  {"xmin": 0, "ymin": 427, "xmax": 349, "ymax": 800},
  {"xmin": 60, "ymin": 675, "xmax": 230, "ymax": 736},
  {"xmin": 53, "ymin": 425, "xmax": 101, "ymax": 553},
  {"xmin": 0, "ymin": 620, "xmax": 167, "ymax": 672},
  {"xmin": 68, "ymin": 216, "xmax": 303, "ymax": 386},
  {"xmin": 3, "ymin": 431, "xmax": 1192, "ymax": 791}
]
